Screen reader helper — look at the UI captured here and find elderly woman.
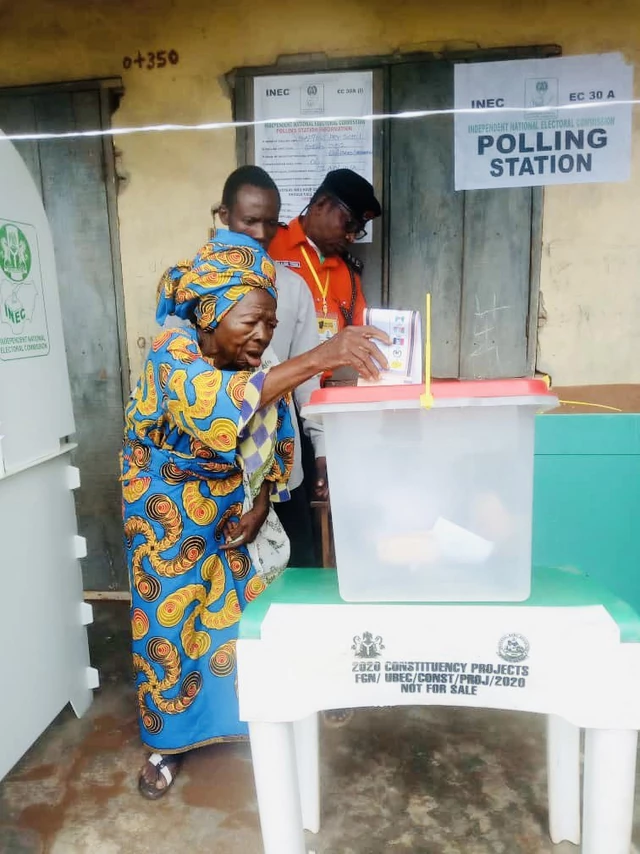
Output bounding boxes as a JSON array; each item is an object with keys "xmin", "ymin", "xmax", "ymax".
[{"xmin": 121, "ymin": 229, "xmax": 387, "ymax": 799}]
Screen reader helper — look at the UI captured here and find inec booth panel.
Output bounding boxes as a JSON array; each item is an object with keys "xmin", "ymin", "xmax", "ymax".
[{"xmin": 0, "ymin": 130, "xmax": 98, "ymax": 781}]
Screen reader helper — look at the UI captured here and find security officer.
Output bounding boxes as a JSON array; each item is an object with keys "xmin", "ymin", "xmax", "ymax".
[{"xmin": 269, "ymin": 169, "xmax": 381, "ymax": 343}]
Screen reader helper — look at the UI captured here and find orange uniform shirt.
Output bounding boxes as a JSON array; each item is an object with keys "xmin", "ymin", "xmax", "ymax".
[{"xmin": 269, "ymin": 218, "xmax": 366, "ymax": 340}]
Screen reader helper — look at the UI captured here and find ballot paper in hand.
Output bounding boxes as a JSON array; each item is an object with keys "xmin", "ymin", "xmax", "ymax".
[{"xmin": 360, "ymin": 308, "xmax": 422, "ymax": 385}]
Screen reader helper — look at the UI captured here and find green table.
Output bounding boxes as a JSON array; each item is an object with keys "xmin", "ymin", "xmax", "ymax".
[
  {"xmin": 242, "ymin": 564, "xmax": 640, "ymax": 642},
  {"xmin": 534, "ymin": 413, "xmax": 640, "ymax": 613}
]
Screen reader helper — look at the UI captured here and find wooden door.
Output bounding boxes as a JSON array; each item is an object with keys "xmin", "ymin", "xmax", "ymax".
[
  {"xmin": 388, "ymin": 61, "xmax": 539, "ymax": 379},
  {"xmin": 0, "ymin": 84, "xmax": 128, "ymax": 591}
]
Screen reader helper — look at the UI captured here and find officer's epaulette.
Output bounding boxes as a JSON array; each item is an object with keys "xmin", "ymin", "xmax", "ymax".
[{"xmin": 344, "ymin": 252, "xmax": 364, "ymax": 274}]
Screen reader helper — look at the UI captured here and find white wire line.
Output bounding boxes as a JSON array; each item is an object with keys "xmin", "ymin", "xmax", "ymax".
[{"xmin": 0, "ymin": 99, "xmax": 636, "ymax": 143}]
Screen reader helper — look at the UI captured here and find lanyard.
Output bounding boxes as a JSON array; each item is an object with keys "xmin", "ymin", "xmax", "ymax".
[{"xmin": 300, "ymin": 245, "xmax": 330, "ymax": 317}]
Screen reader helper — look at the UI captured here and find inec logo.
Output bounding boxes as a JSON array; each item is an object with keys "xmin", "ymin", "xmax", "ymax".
[
  {"xmin": 0, "ymin": 223, "xmax": 31, "ymax": 282},
  {"xmin": 0, "ymin": 221, "xmax": 41, "ymax": 340}
]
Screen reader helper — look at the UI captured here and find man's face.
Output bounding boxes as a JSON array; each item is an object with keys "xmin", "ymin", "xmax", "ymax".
[
  {"xmin": 305, "ymin": 194, "xmax": 364, "ymax": 257},
  {"xmin": 219, "ymin": 185, "xmax": 280, "ymax": 250}
]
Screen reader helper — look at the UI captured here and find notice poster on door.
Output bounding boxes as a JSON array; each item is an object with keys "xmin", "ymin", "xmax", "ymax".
[
  {"xmin": 253, "ymin": 72, "xmax": 374, "ymax": 239},
  {"xmin": 454, "ymin": 53, "xmax": 633, "ymax": 190}
]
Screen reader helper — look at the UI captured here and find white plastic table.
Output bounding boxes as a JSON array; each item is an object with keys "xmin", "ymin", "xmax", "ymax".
[{"xmin": 237, "ymin": 567, "xmax": 640, "ymax": 854}]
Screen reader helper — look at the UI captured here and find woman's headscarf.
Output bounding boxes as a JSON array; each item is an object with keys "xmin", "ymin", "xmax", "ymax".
[{"xmin": 156, "ymin": 229, "xmax": 277, "ymax": 331}]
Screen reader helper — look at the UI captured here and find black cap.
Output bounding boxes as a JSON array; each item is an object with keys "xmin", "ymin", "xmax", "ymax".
[{"xmin": 318, "ymin": 169, "xmax": 381, "ymax": 224}]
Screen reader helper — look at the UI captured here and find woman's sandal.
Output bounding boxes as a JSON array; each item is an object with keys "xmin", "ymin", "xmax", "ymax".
[
  {"xmin": 138, "ymin": 753, "xmax": 183, "ymax": 800},
  {"xmin": 322, "ymin": 709, "xmax": 355, "ymax": 728}
]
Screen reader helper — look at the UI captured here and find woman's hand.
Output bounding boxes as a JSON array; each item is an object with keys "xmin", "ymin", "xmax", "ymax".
[
  {"xmin": 220, "ymin": 482, "xmax": 270, "ymax": 550},
  {"xmin": 317, "ymin": 326, "xmax": 390, "ymax": 382},
  {"xmin": 259, "ymin": 325, "xmax": 391, "ymax": 408},
  {"xmin": 220, "ymin": 506, "xmax": 268, "ymax": 549}
]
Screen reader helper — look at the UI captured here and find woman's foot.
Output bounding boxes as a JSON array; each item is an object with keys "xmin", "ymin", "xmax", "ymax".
[
  {"xmin": 322, "ymin": 709, "xmax": 354, "ymax": 728},
  {"xmin": 138, "ymin": 752, "xmax": 183, "ymax": 800}
]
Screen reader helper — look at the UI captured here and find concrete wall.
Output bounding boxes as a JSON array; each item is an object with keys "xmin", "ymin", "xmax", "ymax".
[{"xmin": 0, "ymin": 0, "xmax": 638, "ymax": 385}]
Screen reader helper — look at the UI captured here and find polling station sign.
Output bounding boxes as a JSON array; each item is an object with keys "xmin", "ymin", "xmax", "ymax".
[{"xmin": 454, "ymin": 53, "xmax": 633, "ymax": 190}]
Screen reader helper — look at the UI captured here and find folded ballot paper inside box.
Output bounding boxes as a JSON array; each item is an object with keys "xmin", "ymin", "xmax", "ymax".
[{"xmin": 359, "ymin": 308, "xmax": 422, "ymax": 386}]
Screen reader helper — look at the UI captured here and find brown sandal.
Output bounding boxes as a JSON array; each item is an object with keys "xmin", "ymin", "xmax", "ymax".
[{"xmin": 138, "ymin": 752, "xmax": 183, "ymax": 800}]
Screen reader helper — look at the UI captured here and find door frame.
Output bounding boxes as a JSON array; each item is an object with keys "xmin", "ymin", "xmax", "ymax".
[
  {"xmin": 0, "ymin": 76, "xmax": 129, "ymax": 403},
  {"xmin": 228, "ymin": 46, "xmax": 560, "ymax": 376}
]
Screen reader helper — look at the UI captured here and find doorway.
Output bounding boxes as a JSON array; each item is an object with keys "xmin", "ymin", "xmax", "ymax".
[
  {"xmin": 0, "ymin": 80, "xmax": 128, "ymax": 591},
  {"xmin": 233, "ymin": 47, "xmax": 557, "ymax": 378}
]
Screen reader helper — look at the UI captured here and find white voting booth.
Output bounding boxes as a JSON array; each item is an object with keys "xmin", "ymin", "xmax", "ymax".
[{"xmin": 0, "ymin": 131, "xmax": 98, "ymax": 781}]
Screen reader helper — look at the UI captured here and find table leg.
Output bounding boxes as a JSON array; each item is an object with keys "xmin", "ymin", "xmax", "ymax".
[
  {"xmin": 249, "ymin": 720, "xmax": 306, "ymax": 854},
  {"xmin": 294, "ymin": 713, "xmax": 320, "ymax": 833},
  {"xmin": 546, "ymin": 714, "xmax": 581, "ymax": 845},
  {"xmin": 582, "ymin": 727, "xmax": 638, "ymax": 854}
]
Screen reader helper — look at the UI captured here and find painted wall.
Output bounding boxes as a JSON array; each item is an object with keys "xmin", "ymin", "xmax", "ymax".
[{"xmin": 0, "ymin": 0, "xmax": 637, "ymax": 385}]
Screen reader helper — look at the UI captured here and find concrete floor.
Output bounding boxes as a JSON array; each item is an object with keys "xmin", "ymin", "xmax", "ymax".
[{"xmin": 0, "ymin": 604, "xmax": 638, "ymax": 854}]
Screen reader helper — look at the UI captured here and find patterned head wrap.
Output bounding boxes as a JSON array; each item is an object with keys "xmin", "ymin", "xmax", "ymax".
[{"xmin": 156, "ymin": 229, "xmax": 277, "ymax": 332}]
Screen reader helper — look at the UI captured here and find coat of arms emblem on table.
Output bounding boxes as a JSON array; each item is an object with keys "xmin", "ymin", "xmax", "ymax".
[
  {"xmin": 352, "ymin": 632, "xmax": 385, "ymax": 659},
  {"xmin": 498, "ymin": 633, "xmax": 530, "ymax": 663}
]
